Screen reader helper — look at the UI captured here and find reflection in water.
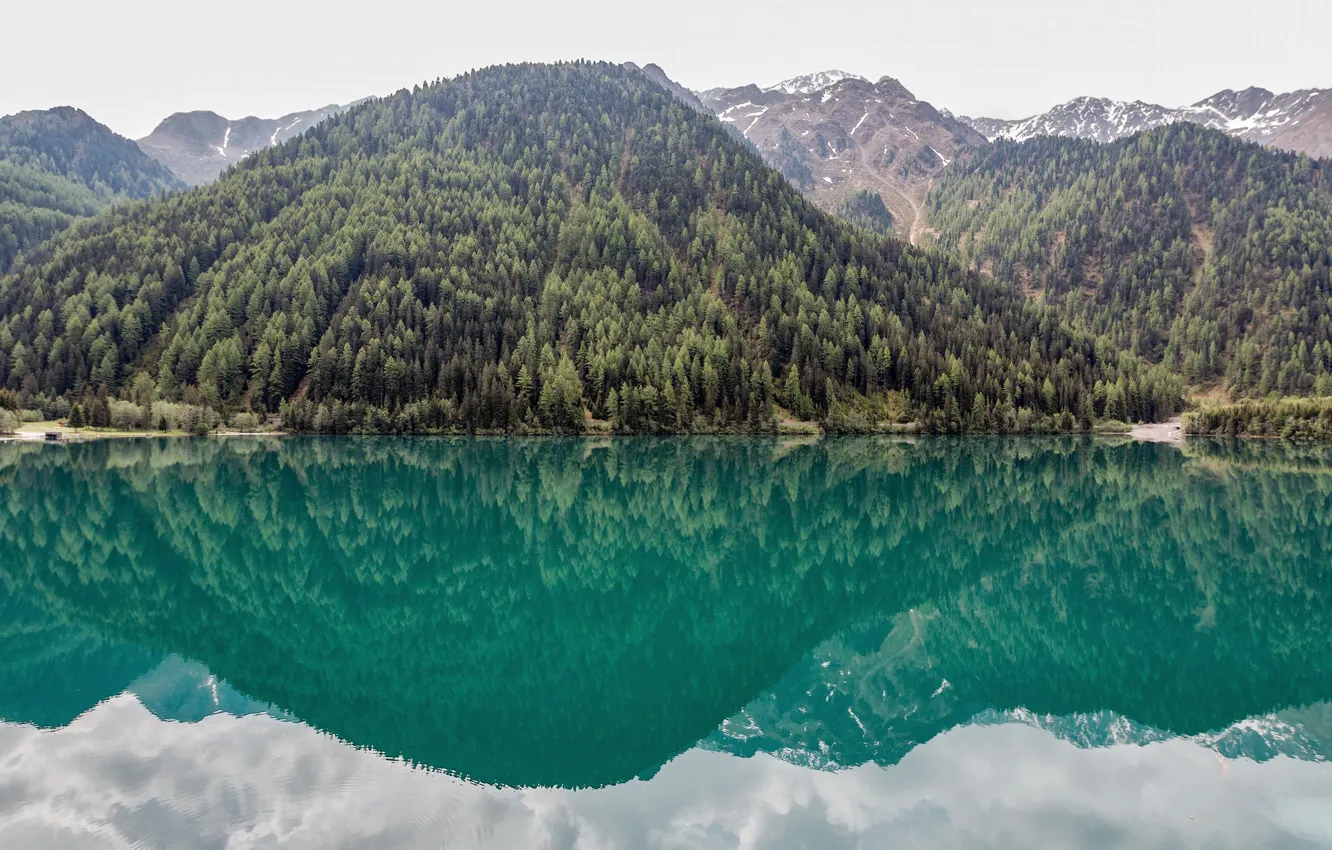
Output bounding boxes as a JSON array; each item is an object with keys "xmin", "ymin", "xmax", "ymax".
[
  {"xmin": 0, "ymin": 437, "xmax": 1331, "ymax": 845},
  {"xmin": 5, "ymin": 698, "xmax": 1332, "ymax": 850}
]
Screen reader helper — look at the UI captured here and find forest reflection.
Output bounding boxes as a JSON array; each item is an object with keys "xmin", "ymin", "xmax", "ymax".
[{"xmin": 1, "ymin": 436, "xmax": 1329, "ymax": 788}]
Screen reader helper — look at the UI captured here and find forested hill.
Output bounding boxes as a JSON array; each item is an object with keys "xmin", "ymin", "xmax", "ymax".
[
  {"xmin": 927, "ymin": 125, "xmax": 1332, "ymax": 398},
  {"xmin": 0, "ymin": 107, "xmax": 184, "ymax": 272},
  {"xmin": 0, "ymin": 62, "xmax": 1182, "ymax": 434},
  {"xmin": 0, "ymin": 107, "xmax": 183, "ymax": 199}
]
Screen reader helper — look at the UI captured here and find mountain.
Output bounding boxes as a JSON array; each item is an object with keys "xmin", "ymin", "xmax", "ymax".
[
  {"xmin": 926, "ymin": 123, "xmax": 1332, "ymax": 400},
  {"xmin": 699, "ymin": 73, "xmax": 985, "ymax": 244},
  {"xmin": 1194, "ymin": 87, "xmax": 1332, "ymax": 157},
  {"xmin": 0, "ymin": 106, "xmax": 184, "ymax": 198},
  {"xmin": 962, "ymin": 97, "xmax": 1187, "ymax": 144},
  {"xmin": 963, "ymin": 86, "xmax": 1332, "ymax": 158},
  {"xmin": 0, "ymin": 61, "xmax": 1184, "ymax": 434},
  {"xmin": 623, "ymin": 62, "xmax": 710, "ymax": 114},
  {"xmin": 0, "ymin": 106, "xmax": 184, "ymax": 272},
  {"xmin": 136, "ymin": 102, "xmax": 356, "ymax": 186},
  {"xmin": 627, "ymin": 63, "xmax": 754, "ymax": 151},
  {"xmin": 763, "ymin": 70, "xmax": 867, "ymax": 96}
]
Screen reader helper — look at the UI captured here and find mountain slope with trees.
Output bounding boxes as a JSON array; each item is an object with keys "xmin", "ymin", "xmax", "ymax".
[
  {"xmin": 0, "ymin": 62, "xmax": 1183, "ymax": 433},
  {"xmin": 0, "ymin": 107, "xmax": 184, "ymax": 272},
  {"xmin": 0, "ymin": 107, "xmax": 183, "ymax": 198},
  {"xmin": 927, "ymin": 124, "xmax": 1332, "ymax": 401}
]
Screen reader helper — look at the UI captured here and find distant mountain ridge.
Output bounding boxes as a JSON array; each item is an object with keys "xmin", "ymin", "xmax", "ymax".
[
  {"xmin": 624, "ymin": 62, "xmax": 711, "ymax": 114},
  {"xmin": 697, "ymin": 67, "xmax": 1332, "ymax": 239},
  {"xmin": 963, "ymin": 86, "xmax": 1332, "ymax": 158},
  {"xmin": 696, "ymin": 69, "xmax": 984, "ymax": 243},
  {"xmin": 0, "ymin": 106, "xmax": 183, "ymax": 271},
  {"xmin": 763, "ymin": 70, "xmax": 868, "ymax": 96},
  {"xmin": 0, "ymin": 61, "xmax": 1182, "ymax": 435},
  {"xmin": 0, "ymin": 106, "xmax": 182, "ymax": 199},
  {"xmin": 136, "ymin": 101, "xmax": 360, "ymax": 186}
]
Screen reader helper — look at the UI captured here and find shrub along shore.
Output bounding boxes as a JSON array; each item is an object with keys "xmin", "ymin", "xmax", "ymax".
[{"xmin": 1185, "ymin": 398, "xmax": 1332, "ymax": 439}]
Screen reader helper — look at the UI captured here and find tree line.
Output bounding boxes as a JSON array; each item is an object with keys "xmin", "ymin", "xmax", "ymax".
[
  {"xmin": 0, "ymin": 63, "xmax": 1185, "ymax": 433},
  {"xmin": 927, "ymin": 125, "xmax": 1332, "ymax": 400}
]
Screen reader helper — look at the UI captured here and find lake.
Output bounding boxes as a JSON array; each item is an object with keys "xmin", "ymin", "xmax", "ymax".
[{"xmin": 0, "ymin": 436, "xmax": 1330, "ymax": 848}]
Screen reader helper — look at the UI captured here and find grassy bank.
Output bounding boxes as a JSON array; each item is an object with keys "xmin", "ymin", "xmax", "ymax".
[{"xmin": 7, "ymin": 421, "xmax": 189, "ymax": 441}]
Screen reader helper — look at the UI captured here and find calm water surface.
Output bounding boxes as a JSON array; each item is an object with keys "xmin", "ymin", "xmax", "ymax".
[{"xmin": 0, "ymin": 436, "xmax": 1330, "ymax": 848}]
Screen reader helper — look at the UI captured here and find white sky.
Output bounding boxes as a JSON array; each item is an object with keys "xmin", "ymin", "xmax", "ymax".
[{"xmin": 5, "ymin": 0, "xmax": 1331, "ymax": 139}]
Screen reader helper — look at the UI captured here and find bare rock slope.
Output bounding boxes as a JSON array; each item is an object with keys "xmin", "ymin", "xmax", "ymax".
[
  {"xmin": 699, "ymin": 72, "xmax": 984, "ymax": 243},
  {"xmin": 136, "ymin": 102, "xmax": 358, "ymax": 186}
]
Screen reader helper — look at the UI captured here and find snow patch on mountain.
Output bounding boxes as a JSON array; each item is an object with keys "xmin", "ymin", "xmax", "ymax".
[
  {"xmin": 962, "ymin": 87, "xmax": 1332, "ymax": 157},
  {"xmin": 270, "ymin": 117, "xmax": 304, "ymax": 147},
  {"xmin": 766, "ymin": 70, "xmax": 867, "ymax": 96},
  {"xmin": 980, "ymin": 706, "xmax": 1331, "ymax": 763},
  {"xmin": 850, "ymin": 109, "xmax": 871, "ymax": 136},
  {"xmin": 964, "ymin": 97, "xmax": 1185, "ymax": 144},
  {"xmin": 138, "ymin": 100, "xmax": 364, "ymax": 186}
]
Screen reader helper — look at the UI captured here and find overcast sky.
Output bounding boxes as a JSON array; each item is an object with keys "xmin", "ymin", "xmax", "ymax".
[{"xmin": 6, "ymin": 0, "xmax": 1331, "ymax": 139}]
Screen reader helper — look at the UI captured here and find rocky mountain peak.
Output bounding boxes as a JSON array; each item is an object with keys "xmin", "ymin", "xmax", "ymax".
[
  {"xmin": 872, "ymin": 76, "xmax": 916, "ymax": 101},
  {"xmin": 691, "ymin": 68, "xmax": 983, "ymax": 244},
  {"xmin": 1195, "ymin": 87, "xmax": 1277, "ymax": 116},
  {"xmin": 629, "ymin": 63, "xmax": 712, "ymax": 114},
  {"xmin": 136, "ymin": 102, "xmax": 357, "ymax": 186},
  {"xmin": 764, "ymin": 70, "xmax": 868, "ymax": 96},
  {"xmin": 962, "ymin": 85, "xmax": 1332, "ymax": 157}
]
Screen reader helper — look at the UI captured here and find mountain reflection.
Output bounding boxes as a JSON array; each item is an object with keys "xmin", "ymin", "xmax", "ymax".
[{"xmin": 0, "ymin": 437, "xmax": 1330, "ymax": 788}]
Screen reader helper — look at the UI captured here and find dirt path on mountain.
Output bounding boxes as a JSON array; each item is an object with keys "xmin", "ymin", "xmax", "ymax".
[{"xmin": 855, "ymin": 147, "xmax": 927, "ymax": 246}]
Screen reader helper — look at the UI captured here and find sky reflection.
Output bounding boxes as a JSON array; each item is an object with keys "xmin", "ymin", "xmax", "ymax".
[{"xmin": 2, "ymin": 694, "xmax": 1330, "ymax": 850}]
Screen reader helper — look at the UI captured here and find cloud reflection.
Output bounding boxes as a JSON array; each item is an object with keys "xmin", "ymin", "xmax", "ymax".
[{"xmin": 1, "ymin": 695, "xmax": 1329, "ymax": 850}]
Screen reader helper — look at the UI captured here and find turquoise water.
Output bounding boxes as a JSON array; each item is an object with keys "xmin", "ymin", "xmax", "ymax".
[{"xmin": 0, "ymin": 437, "xmax": 1330, "ymax": 847}]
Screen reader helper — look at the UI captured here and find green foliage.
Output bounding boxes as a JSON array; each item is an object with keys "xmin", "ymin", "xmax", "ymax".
[
  {"xmin": 107, "ymin": 399, "xmax": 147, "ymax": 430},
  {"xmin": 0, "ymin": 107, "xmax": 182, "ymax": 200},
  {"xmin": 0, "ymin": 63, "xmax": 1182, "ymax": 433},
  {"xmin": 770, "ymin": 127, "xmax": 815, "ymax": 190},
  {"xmin": 0, "ymin": 160, "xmax": 103, "ymax": 216},
  {"xmin": 1092, "ymin": 419, "xmax": 1132, "ymax": 434},
  {"xmin": 1186, "ymin": 397, "xmax": 1332, "ymax": 439},
  {"xmin": 834, "ymin": 190, "xmax": 894, "ymax": 235},
  {"xmin": 0, "ymin": 408, "xmax": 15, "ymax": 434},
  {"xmin": 149, "ymin": 401, "xmax": 218, "ymax": 433},
  {"xmin": 0, "ymin": 109, "xmax": 183, "ymax": 272},
  {"xmin": 0, "ymin": 162, "xmax": 102, "ymax": 272},
  {"xmin": 928, "ymin": 124, "xmax": 1332, "ymax": 399},
  {"xmin": 228, "ymin": 411, "xmax": 264, "ymax": 431}
]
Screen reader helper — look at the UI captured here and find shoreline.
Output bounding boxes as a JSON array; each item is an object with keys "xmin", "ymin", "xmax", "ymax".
[
  {"xmin": 1127, "ymin": 417, "xmax": 1185, "ymax": 445},
  {"xmin": 2, "ymin": 428, "xmax": 1191, "ymax": 443},
  {"xmin": 7, "ymin": 416, "xmax": 1322, "ymax": 444}
]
